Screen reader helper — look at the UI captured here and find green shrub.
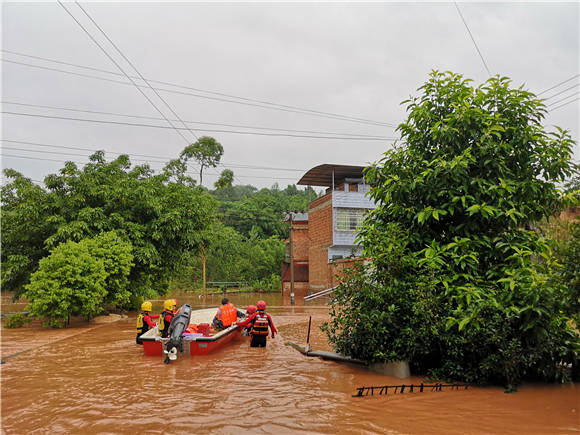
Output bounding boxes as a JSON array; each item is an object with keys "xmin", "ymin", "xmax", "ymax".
[{"xmin": 4, "ymin": 312, "xmax": 31, "ymax": 329}]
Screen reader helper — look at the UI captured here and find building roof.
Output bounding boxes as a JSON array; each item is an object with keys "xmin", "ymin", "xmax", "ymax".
[
  {"xmin": 297, "ymin": 164, "xmax": 366, "ymax": 187},
  {"xmin": 284, "ymin": 212, "xmax": 308, "ymax": 222}
]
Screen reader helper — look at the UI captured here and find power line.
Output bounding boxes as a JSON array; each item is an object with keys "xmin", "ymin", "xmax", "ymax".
[
  {"xmin": 57, "ymin": 1, "xmax": 192, "ymax": 145},
  {"xmin": 546, "ymin": 91, "xmax": 580, "ymax": 108},
  {"xmin": 1, "ymin": 139, "xmax": 306, "ymax": 172},
  {"xmin": 542, "ymin": 83, "xmax": 579, "ymax": 101},
  {"xmin": 549, "ymin": 97, "xmax": 579, "ymax": 112},
  {"xmin": 2, "ymin": 111, "xmax": 397, "ymax": 140},
  {"xmin": 0, "ymin": 153, "xmax": 300, "ymax": 181},
  {"xmin": 538, "ymin": 74, "xmax": 580, "ymax": 96},
  {"xmin": 1, "ymin": 101, "xmax": 391, "ymax": 139},
  {"xmin": 1, "ymin": 50, "xmax": 395, "ymax": 128},
  {"xmin": 454, "ymin": 2, "xmax": 492, "ymax": 77},
  {"xmin": 73, "ymin": 2, "xmax": 199, "ymax": 143}
]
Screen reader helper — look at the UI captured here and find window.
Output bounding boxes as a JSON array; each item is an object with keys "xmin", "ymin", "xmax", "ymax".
[{"xmin": 335, "ymin": 208, "xmax": 365, "ymax": 231}]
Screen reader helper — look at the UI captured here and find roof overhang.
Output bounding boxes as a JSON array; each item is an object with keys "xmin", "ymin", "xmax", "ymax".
[{"xmin": 297, "ymin": 164, "xmax": 366, "ymax": 187}]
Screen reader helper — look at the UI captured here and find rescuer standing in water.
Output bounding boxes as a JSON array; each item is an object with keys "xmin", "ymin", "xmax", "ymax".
[
  {"xmin": 158, "ymin": 299, "xmax": 176, "ymax": 338},
  {"xmin": 136, "ymin": 301, "xmax": 160, "ymax": 344},
  {"xmin": 237, "ymin": 300, "xmax": 277, "ymax": 347}
]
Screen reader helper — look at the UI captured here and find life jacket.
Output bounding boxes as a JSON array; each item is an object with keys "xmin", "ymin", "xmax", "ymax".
[
  {"xmin": 158, "ymin": 310, "xmax": 173, "ymax": 338},
  {"xmin": 250, "ymin": 311, "xmax": 270, "ymax": 335},
  {"xmin": 136, "ymin": 312, "xmax": 151, "ymax": 335},
  {"xmin": 184, "ymin": 323, "xmax": 198, "ymax": 334},
  {"xmin": 218, "ymin": 303, "xmax": 237, "ymax": 327}
]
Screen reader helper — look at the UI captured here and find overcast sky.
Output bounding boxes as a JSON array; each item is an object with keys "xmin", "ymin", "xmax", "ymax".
[{"xmin": 2, "ymin": 1, "xmax": 578, "ymax": 189}]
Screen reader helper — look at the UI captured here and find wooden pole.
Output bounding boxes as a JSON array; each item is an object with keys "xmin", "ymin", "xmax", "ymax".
[
  {"xmin": 202, "ymin": 244, "xmax": 207, "ymax": 297},
  {"xmin": 289, "ymin": 213, "xmax": 295, "ymax": 305}
]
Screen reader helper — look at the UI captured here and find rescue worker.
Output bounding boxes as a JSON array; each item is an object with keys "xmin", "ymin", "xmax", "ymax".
[
  {"xmin": 241, "ymin": 305, "xmax": 257, "ymax": 336},
  {"xmin": 158, "ymin": 299, "xmax": 176, "ymax": 338},
  {"xmin": 212, "ymin": 298, "xmax": 245, "ymax": 331},
  {"xmin": 236, "ymin": 300, "xmax": 277, "ymax": 348},
  {"xmin": 136, "ymin": 301, "xmax": 160, "ymax": 344}
]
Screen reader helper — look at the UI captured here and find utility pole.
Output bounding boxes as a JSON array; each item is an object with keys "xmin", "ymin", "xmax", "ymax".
[
  {"xmin": 202, "ymin": 244, "xmax": 207, "ymax": 298},
  {"xmin": 289, "ymin": 212, "xmax": 295, "ymax": 305}
]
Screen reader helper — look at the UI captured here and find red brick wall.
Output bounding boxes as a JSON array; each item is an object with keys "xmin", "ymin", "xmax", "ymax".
[
  {"xmin": 308, "ymin": 193, "xmax": 333, "ymax": 290},
  {"xmin": 328, "ymin": 258, "xmax": 365, "ymax": 288},
  {"xmin": 290, "ymin": 221, "xmax": 309, "ymax": 261}
]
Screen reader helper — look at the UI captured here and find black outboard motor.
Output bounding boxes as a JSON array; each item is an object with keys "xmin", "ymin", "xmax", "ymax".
[{"xmin": 163, "ymin": 304, "xmax": 192, "ymax": 364}]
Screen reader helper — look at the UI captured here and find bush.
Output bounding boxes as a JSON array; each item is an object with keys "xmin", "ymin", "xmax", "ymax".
[
  {"xmin": 23, "ymin": 232, "xmax": 133, "ymax": 327},
  {"xmin": 4, "ymin": 312, "xmax": 31, "ymax": 329}
]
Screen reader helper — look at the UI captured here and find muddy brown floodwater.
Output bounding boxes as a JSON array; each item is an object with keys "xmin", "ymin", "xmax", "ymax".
[{"xmin": 1, "ymin": 292, "xmax": 578, "ymax": 434}]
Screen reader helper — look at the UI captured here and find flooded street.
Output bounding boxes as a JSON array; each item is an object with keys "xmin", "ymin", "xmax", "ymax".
[{"xmin": 2, "ymin": 292, "xmax": 578, "ymax": 434}]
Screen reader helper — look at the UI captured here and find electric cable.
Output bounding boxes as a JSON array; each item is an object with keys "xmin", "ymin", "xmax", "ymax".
[
  {"xmin": 548, "ymin": 97, "xmax": 579, "ymax": 112},
  {"xmin": 542, "ymin": 83, "xmax": 579, "ymax": 101},
  {"xmin": 74, "ymin": 1, "xmax": 199, "ymax": 142},
  {"xmin": 538, "ymin": 74, "xmax": 580, "ymax": 96},
  {"xmin": 1, "ymin": 52, "xmax": 395, "ymax": 127},
  {"xmin": 546, "ymin": 91, "xmax": 580, "ymax": 108},
  {"xmin": 57, "ymin": 1, "xmax": 192, "ymax": 144},
  {"xmin": 1, "ymin": 111, "xmax": 396, "ymax": 140},
  {"xmin": 0, "ymin": 153, "xmax": 300, "ymax": 181},
  {"xmin": 1, "ymin": 139, "xmax": 306, "ymax": 172},
  {"xmin": 1, "ymin": 101, "xmax": 391, "ymax": 139},
  {"xmin": 454, "ymin": 2, "xmax": 492, "ymax": 77}
]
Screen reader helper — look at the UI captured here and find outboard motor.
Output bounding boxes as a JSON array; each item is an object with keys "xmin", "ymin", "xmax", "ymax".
[{"xmin": 163, "ymin": 304, "xmax": 192, "ymax": 364}]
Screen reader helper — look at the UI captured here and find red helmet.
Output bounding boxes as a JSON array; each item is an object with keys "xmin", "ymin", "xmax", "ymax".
[
  {"xmin": 257, "ymin": 300, "xmax": 266, "ymax": 310},
  {"xmin": 246, "ymin": 305, "xmax": 257, "ymax": 314}
]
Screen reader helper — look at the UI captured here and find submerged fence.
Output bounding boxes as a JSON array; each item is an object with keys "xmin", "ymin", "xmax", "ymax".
[{"xmin": 353, "ymin": 383, "xmax": 470, "ymax": 397}]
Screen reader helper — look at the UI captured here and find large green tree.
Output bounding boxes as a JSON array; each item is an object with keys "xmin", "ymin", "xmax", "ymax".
[
  {"xmin": 324, "ymin": 71, "xmax": 579, "ymax": 389},
  {"xmin": 2, "ymin": 152, "xmax": 217, "ymax": 302}
]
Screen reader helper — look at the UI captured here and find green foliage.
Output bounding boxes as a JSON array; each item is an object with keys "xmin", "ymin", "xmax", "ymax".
[
  {"xmin": 2, "ymin": 153, "xmax": 217, "ymax": 303},
  {"xmin": 177, "ymin": 222, "xmax": 285, "ymax": 285},
  {"xmin": 219, "ymin": 184, "xmax": 318, "ymax": 238},
  {"xmin": 325, "ymin": 71, "xmax": 580, "ymax": 388},
  {"xmin": 214, "ymin": 169, "xmax": 234, "ymax": 190},
  {"xmin": 4, "ymin": 313, "xmax": 31, "ymax": 329},
  {"xmin": 180, "ymin": 136, "xmax": 224, "ymax": 186},
  {"xmin": 24, "ymin": 236, "xmax": 109, "ymax": 327}
]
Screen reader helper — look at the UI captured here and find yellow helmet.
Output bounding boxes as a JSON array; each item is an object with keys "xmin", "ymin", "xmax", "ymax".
[
  {"xmin": 141, "ymin": 301, "xmax": 152, "ymax": 312},
  {"xmin": 163, "ymin": 299, "xmax": 175, "ymax": 311}
]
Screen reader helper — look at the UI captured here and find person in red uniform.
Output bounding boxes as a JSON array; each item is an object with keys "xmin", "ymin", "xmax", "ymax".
[
  {"xmin": 136, "ymin": 301, "xmax": 160, "ymax": 344},
  {"xmin": 158, "ymin": 299, "xmax": 176, "ymax": 338},
  {"xmin": 241, "ymin": 305, "xmax": 257, "ymax": 336},
  {"xmin": 236, "ymin": 300, "xmax": 277, "ymax": 348},
  {"xmin": 212, "ymin": 298, "xmax": 245, "ymax": 331}
]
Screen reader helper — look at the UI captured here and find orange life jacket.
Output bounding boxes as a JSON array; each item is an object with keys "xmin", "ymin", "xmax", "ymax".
[
  {"xmin": 218, "ymin": 303, "xmax": 237, "ymax": 327},
  {"xmin": 250, "ymin": 312, "xmax": 270, "ymax": 335},
  {"xmin": 185, "ymin": 323, "xmax": 198, "ymax": 334}
]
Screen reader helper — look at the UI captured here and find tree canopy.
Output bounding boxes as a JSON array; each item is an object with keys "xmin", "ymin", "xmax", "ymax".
[
  {"xmin": 180, "ymin": 136, "xmax": 224, "ymax": 186},
  {"xmin": 2, "ymin": 151, "xmax": 217, "ymax": 302},
  {"xmin": 324, "ymin": 71, "xmax": 579, "ymax": 389}
]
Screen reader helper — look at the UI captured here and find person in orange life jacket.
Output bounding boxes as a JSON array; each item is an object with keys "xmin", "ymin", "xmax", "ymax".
[
  {"xmin": 158, "ymin": 299, "xmax": 176, "ymax": 338},
  {"xmin": 212, "ymin": 298, "xmax": 245, "ymax": 331},
  {"xmin": 136, "ymin": 301, "xmax": 160, "ymax": 344},
  {"xmin": 241, "ymin": 305, "xmax": 257, "ymax": 336},
  {"xmin": 236, "ymin": 300, "xmax": 277, "ymax": 348}
]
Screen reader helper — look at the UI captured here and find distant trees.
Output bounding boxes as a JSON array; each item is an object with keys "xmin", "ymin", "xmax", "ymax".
[
  {"xmin": 324, "ymin": 71, "xmax": 579, "ymax": 389},
  {"xmin": 180, "ymin": 136, "xmax": 224, "ymax": 186},
  {"xmin": 214, "ymin": 169, "xmax": 234, "ymax": 190}
]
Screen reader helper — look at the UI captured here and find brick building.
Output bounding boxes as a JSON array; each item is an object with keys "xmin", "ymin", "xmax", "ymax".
[{"xmin": 282, "ymin": 164, "xmax": 377, "ymax": 303}]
